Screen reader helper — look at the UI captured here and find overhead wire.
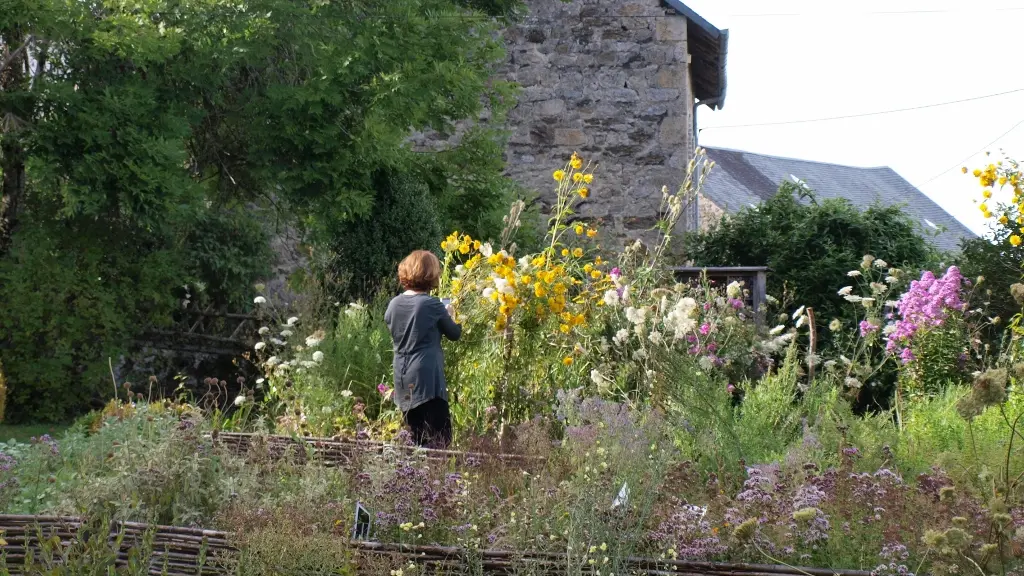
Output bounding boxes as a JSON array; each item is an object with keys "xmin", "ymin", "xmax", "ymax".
[
  {"xmin": 699, "ymin": 88, "xmax": 1024, "ymax": 131},
  {"xmin": 916, "ymin": 118, "xmax": 1024, "ymax": 188}
]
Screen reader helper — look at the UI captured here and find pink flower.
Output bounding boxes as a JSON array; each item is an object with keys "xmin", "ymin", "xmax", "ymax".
[
  {"xmin": 884, "ymin": 266, "xmax": 965, "ymax": 357},
  {"xmin": 378, "ymin": 382, "xmax": 390, "ymax": 395},
  {"xmin": 699, "ymin": 323, "xmax": 711, "ymax": 335},
  {"xmin": 858, "ymin": 320, "xmax": 879, "ymax": 337}
]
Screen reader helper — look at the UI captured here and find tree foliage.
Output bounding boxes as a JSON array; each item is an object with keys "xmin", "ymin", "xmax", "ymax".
[
  {"xmin": 0, "ymin": 0, "xmax": 519, "ymax": 421},
  {"xmin": 687, "ymin": 182, "xmax": 939, "ymax": 332}
]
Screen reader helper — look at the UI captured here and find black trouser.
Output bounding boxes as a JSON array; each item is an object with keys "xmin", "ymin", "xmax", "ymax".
[{"xmin": 403, "ymin": 398, "xmax": 452, "ymax": 449}]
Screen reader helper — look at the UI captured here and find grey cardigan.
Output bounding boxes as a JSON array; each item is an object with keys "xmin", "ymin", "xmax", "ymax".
[{"xmin": 383, "ymin": 293, "xmax": 462, "ymax": 412}]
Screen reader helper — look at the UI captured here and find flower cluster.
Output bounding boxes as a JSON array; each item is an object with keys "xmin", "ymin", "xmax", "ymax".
[
  {"xmin": 884, "ymin": 266, "xmax": 966, "ymax": 363},
  {"xmin": 967, "ymin": 155, "xmax": 1024, "ymax": 246}
]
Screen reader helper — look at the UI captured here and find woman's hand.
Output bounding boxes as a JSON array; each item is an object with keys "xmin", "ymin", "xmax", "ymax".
[{"xmin": 444, "ymin": 303, "xmax": 454, "ymax": 317}]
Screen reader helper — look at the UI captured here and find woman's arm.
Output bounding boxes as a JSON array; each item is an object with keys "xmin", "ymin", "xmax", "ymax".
[{"xmin": 436, "ymin": 301, "xmax": 462, "ymax": 341}]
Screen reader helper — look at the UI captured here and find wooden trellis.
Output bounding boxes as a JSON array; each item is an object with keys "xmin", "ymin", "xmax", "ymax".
[
  {"xmin": 670, "ymin": 266, "xmax": 769, "ymax": 325},
  {"xmin": 136, "ymin": 306, "xmax": 257, "ymax": 357},
  {"xmin": 0, "ymin": 515, "xmax": 874, "ymax": 576}
]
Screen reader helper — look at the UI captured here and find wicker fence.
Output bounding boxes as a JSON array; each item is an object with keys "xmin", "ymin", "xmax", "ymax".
[
  {"xmin": 0, "ymin": 514, "xmax": 874, "ymax": 576},
  {"xmin": 210, "ymin": 431, "xmax": 545, "ymax": 468}
]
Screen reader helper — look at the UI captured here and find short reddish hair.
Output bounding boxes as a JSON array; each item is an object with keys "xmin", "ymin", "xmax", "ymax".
[{"xmin": 398, "ymin": 250, "xmax": 441, "ymax": 292}]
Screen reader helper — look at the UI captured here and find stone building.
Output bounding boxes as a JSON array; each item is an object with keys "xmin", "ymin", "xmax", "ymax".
[{"xmin": 502, "ymin": 0, "xmax": 728, "ymax": 244}]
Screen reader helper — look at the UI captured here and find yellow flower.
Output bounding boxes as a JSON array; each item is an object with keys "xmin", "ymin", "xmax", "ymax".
[
  {"xmin": 459, "ymin": 244, "xmax": 470, "ymax": 254},
  {"xmin": 583, "ymin": 174, "xmax": 593, "ymax": 184},
  {"xmin": 561, "ymin": 248, "xmax": 570, "ymax": 257},
  {"xmin": 586, "ymin": 228, "xmax": 597, "ymax": 238},
  {"xmin": 584, "ymin": 263, "xmax": 593, "ymax": 273},
  {"xmin": 983, "ymin": 189, "xmax": 992, "ymax": 199},
  {"xmin": 534, "ymin": 282, "xmax": 547, "ymax": 298},
  {"xmin": 1017, "ymin": 216, "xmax": 1024, "ymax": 225},
  {"xmin": 591, "ymin": 270, "xmax": 602, "ymax": 279},
  {"xmin": 573, "ymin": 172, "xmax": 584, "ymax": 183},
  {"xmin": 570, "ymin": 153, "xmax": 583, "ymax": 170},
  {"xmin": 980, "ymin": 203, "xmax": 989, "ymax": 213},
  {"xmin": 578, "ymin": 187, "xmax": 590, "ymax": 198},
  {"xmin": 574, "ymin": 224, "xmax": 584, "ymax": 235},
  {"xmin": 562, "ymin": 356, "xmax": 574, "ymax": 366},
  {"xmin": 553, "ymin": 170, "xmax": 566, "ymax": 182},
  {"xmin": 962, "ymin": 167, "xmax": 968, "ymax": 174},
  {"xmin": 559, "ymin": 324, "xmax": 571, "ymax": 334},
  {"xmin": 521, "ymin": 274, "xmax": 532, "ymax": 284},
  {"xmin": 1011, "ymin": 235, "xmax": 1022, "ymax": 247},
  {"xmin": 572, "ymin": 247, "xmax": 584, "ymax": 258},
  {"xmin": 595, "ymin": 256, "xmax": 603, "ymax": 265},
  {"xmin": 1000, "ymin": 215, "xmax": 1009, "ymax": 225},
  {"xmin": 999, "ymin": 176, "xmax": 1008, "ymax": 186},
  {"xmin": 473, "ymin": 240, "xmax": 481, "ymax": 250}
]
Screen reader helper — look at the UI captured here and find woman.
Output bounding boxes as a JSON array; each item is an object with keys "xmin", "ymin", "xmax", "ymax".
[{"xmin": 384, "ymin": 250, "xmax": 462, "ymax": 448}]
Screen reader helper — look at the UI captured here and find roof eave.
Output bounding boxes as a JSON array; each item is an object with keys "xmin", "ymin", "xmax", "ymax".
[{"xmin": 662, "ymin": 0, "xmax": 729, "ymax": 110}]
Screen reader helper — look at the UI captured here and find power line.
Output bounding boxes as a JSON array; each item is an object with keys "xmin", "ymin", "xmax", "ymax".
[
  {"xmin": 917, "ymin": 118, "xmax": 1024, "ymax": 188},
  {"xmin": 699, "ymin": 88, "xmax": 1024, "ymax": 131},
  {"xmin": 730, "ymin": 7, "xmax": 1024, "ymax": 17}
]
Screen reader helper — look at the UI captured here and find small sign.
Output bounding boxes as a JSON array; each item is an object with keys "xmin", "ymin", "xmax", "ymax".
[
  {"xmin": 352, "ymin": 502, "xmax": 372, "ymax": 540},
  {"xmin": 611, "ymin": 482, "xmax": 629, "ymax": 509}
]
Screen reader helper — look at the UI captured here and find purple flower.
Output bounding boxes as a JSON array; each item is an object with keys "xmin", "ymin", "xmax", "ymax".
[
  {"xmin": 699, "ymin": 323, "xmax": 711, "ymax": 335},
  {"xmin": 859, "ymin": 320, "xmax": 879, "ymax": 337},
  {"xmin": 884, "ymin": 266, "xmax": 966, "ymax": 359},
  {"xmin": 377, "ymin": 382, "xmax": 390, "ymax": 395}
]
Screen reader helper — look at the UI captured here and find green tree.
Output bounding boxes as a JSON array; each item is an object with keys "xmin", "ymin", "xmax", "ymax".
[
  {"xmin": 687, "ymin": 182, "xmax": 938, "ymax": 334},
  {"xmin": 0, "ymin": 0, "xmax": 519, "ymax": 421}
]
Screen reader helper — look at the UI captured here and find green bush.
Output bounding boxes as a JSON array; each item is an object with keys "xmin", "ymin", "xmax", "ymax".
[
  {"xmin": 322, "ymin": 168, "xmax": 444, "ymax": 302},
  {"xmin": 687, "ymin": 182, "xmax": 938, "ymax": 328}
]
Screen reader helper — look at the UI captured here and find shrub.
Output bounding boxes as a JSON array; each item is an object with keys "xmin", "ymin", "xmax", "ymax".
[
  {"xmin": 687, "ymin": 183, "xmax": 939, "ymax": 347},
  {"xmin": 321, "ymin": 167, "xmax": 444, "ymax": 303}
]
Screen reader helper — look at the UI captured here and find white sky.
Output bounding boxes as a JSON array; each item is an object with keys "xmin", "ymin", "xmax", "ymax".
[{"xmin": 685, "ymin": 0, "xmax": 1024, "ymax": 238}]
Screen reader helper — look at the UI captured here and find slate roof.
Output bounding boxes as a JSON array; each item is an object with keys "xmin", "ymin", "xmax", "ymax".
[
  {"xmin": 663, "ymin": 0, "xmax": 728, "ymax": 109},
  {"xmin": 700, "ymin": 147, "xmax": 977, "ymax": 253}
]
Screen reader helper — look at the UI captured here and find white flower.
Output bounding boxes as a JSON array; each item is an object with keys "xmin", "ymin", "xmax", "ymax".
[
  {"xmin": 493, "ymin": 277, "xmax": 514, "ymax": 295},
  {"xmin": 591, "ymin": 369, "xmax": 610, "ymax": 390},
  {"xmin": 884, "ymin": 300, "xmax": 899, "ymax": 308},
  {"xmin": 829, "ymin": 319, "xmax": 843, "ymax": 332},
  {"xmin": 271, "ymin": 338, "xmax": 286, "ymax": 346},
  {"xmin": 455, "ymin": 265, "xmax": 465, "ymax": 275},
  {"xmin": 480, "ymin": 243, "xmax": 493, "ymax": 258},
  {"xmin": 483, "ymin": 287, "xmax": 496, "ymax": 299},
  {"xmin": 769, "ymin": 325, "xmax": 785, "ymax": 335},
  {"xmin": 265, "ymin": 356, "xmax": 280, "ymax": 367},
  {"xmin": 341, "ymin": 389, "xmax": 353, "ymax": 398},
  {"xmin": 726, "ymin": 281, "xmax": 742, "ymax": 299},
  {"xmin": 286, "ymin": 316, "xmax": 299, "ymax": 326},
  {"xmin": 253, "ymin": 296, "xmax": 267, "ymax": 305},
  {"xmin": 280, "ymin": 330, "xmax": 293, "ymax": 338},
  {"xmin": 873, "ymin": 259, "xmax": 888, "ymax": 269},
  {"xmin": 885, "ymin": 276, "xmax": 899, "ymax": 284},
  {"xmin": 698, "ymin": 356, "xmax": 714, "ymax": 371},
  {"xmin": 625, "ymin": 306, "xmax": 647, "ymax": 326},
  {"xmin": 254, "ymin": 342, "xmax": 266, "ymax": 351},
  {"xmin": 621, "ymin": 285, "xmax": 631, "ymax": 303},
  {"xmin": 631, "ymin": 349, "xmax": 648, "ymax": 361},
  {"xmin": 860, "ymin": 298, "xmax": 876, "ymax": 308},
  {"xmin": 602, "ymin": 289, "xmax": 620, "ymax": 307},
  {"xmin": 649, "ymin": 330, "xmax": 664, "ymax": 345},
  {"xmin": 837, "ymin": 286, "xmax": 854, "ymax": 296},
  {"xmin": 613, "ymin": 328, "xmax": 630, "ymax": 346},
  {"xmin": 844, "ymin": 295, "xmax": 864, "ymax": 303},
  {"xmin": 258, "ymin": 326, "xmax": 270, "ymax": 335},
  {"xmin": 795, "ymin": 315, "xmax": 807, "ymax": 328},
  {"xmin": 312, "ymin": 350, "xmax": 325, "ymax": 363},
  {"xmin": 305, "ymin": 336, "xmax": 321, "ymax": 347},
  {"xmin": 518, "ymin": 256, "xmax": 531, "ymax": 269},
  {"xmin": 300, "ymin": 360, "xmax": 316, "ymax": 369},
  {"xmin": 766, "ymin": 294, "xmax": 779, "ymax": 305},
  {"xmin": 847, "ymin": 270, "xmax": 862, "ymax": 277},
  {"xmin": 883, "ymin": 324, "xmax": 897, "ymax": 336},
  {"xmin": 792, "ymin": 305, "xmax": 806, "ymax": 320},
  {"xmin": 233, "ymin": 395, "xmax": 246, "ymax": 407}
]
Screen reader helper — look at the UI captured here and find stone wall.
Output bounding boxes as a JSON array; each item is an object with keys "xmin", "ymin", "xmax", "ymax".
[
  {"xmin": 697, "ymin": 193, "xmax": 725, "ymax": 232},
  {"xmin": 502, "ymin": 0, "xmax": 696, "ymax": 248}
]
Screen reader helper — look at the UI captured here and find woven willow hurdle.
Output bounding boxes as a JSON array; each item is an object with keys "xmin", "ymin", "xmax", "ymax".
[
  {"xmin": 0, "ymin": 515, "xmax": 873, "ymax": 576},
  {"xmin": 210, "ymin": 431, "xmax": 545, "ymax": 468}
]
